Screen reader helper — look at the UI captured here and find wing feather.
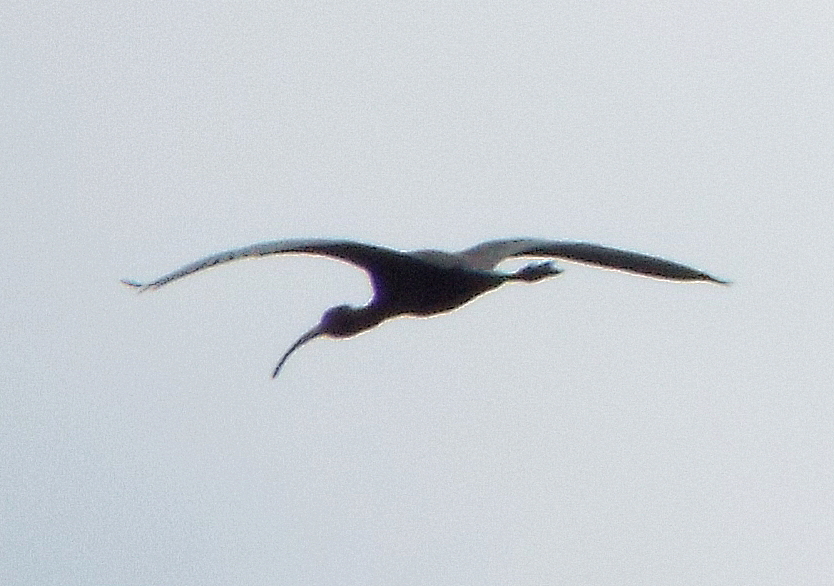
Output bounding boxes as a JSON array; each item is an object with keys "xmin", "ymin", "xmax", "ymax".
[
  {"xmin": 121, "ymin": 238, "xmax": 415, "ymax": 292},
  {"xmin": 458, "ymin": 239, "xmax": 728, "ymax": 283}
]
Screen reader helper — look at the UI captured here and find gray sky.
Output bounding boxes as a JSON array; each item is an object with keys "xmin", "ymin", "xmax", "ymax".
[{"xmin": 2, "ymin": 2, "xmax": 832, "ymax": 584}]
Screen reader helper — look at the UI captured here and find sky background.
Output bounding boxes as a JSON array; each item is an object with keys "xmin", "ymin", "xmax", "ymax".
[{"xmin": 2, "ymin": 2, "xmax": 832, "ymax": 585}]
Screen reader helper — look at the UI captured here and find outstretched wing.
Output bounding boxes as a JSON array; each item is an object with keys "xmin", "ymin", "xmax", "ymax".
[
  {"xmin": 458, "ymin": 239, "xmax": 728, "ymax": 284},
  {"xmin": 122, "ymin": 238, "xmax": 420, "ymax": 292}
]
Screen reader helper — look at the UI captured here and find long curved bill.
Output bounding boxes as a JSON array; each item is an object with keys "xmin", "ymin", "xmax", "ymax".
[{"xmin": 273, "ymin": 326, "xmax": 323, "ymax": 378}]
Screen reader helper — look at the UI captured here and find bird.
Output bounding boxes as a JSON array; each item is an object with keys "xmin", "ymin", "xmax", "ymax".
[{"xmin": 122, "ymin": 238, "xmax": 728, "ymax": 377}]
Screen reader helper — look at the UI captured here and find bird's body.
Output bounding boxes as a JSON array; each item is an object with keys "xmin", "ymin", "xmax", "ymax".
[{"xmin": 123, "ymin": 238, "xmax": 727, "ymax": 377}]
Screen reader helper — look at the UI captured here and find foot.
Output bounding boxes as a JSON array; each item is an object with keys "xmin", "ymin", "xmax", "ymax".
[{"xmin": 512, "ymin": 262, "xmax": 563, "ymax": 282}]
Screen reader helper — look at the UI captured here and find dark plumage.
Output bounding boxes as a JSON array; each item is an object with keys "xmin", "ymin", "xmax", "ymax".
[{"xmin": 123, "ymin": 238, "xmax": 728, "ymax": 377}]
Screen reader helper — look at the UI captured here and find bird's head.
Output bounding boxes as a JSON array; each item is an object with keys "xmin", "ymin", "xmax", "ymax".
[
  {"xmin": 272, "ymin": 304, "xmax": 385, "ymax": 378},
  {"xmin": 317, "ymin": 304, "xmax": 374, "ymax": 337}
]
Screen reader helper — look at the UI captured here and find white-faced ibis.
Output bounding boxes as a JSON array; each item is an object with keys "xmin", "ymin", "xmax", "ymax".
[{"xmin": 123, "ymin": 238, "xmax": 728, "ymax": 377}]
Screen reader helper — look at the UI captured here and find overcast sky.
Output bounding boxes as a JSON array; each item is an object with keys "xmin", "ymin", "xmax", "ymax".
[{"xmin": 2, "ymin": 2, "xmax": 832, "ymax": 585}]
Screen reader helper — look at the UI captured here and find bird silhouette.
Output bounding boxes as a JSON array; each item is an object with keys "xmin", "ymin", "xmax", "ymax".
[{"xmin": 123, "ymin": 238, "xmax": 728, "ymax": 377}]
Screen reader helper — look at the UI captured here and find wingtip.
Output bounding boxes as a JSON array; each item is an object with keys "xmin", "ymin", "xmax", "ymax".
[
  {"xmin": 707, "ymin": 275, "xmax": 732, "ymax": 285},
  {"xmin": 121, "ymin": 279, "xmax": 151, "ymax": 292}
]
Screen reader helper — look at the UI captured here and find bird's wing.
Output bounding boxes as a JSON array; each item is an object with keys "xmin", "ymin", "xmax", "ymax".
[
  {"xmin": 122, "ymin": 238, "xmax": 421, "ymax": 292},
  {"xmin": 457, "ymin": 239, "xmax": 728, "ymax": 283}
]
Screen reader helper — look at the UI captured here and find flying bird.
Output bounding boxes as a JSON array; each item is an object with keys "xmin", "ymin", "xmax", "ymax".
[{"xmin": 123, "ymin": 238, "xmax": 728, "ymax": 377}]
